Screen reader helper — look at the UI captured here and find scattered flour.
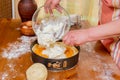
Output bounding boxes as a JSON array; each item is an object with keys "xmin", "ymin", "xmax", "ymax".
[
  {"xmin": 98, "ymin": 70, "xmax": 114, "ymax": 80},
  {"xmin": 7, "ymin": 63, "xmax": 16, "ymax": 72},
  {"xmin": 81, "ymin": 42, "xmax": 96, "ymax": 53},
  {"xmin": 1, "ymin": 72, "xmax": 8, "ymax": 80},
  {"xmin": 0, "ymin": 61, "xmax": 21, "ymax": 80},
  {"xmin": 81, "ymin": 42, "xmax": 116, "ymax": 80},
  {"xmin": 1, "ymin": 36, "xmax": 36, "ymax": 59},
  {"xmin": 95, "ymin": 63, "xmax": 115, "ymax": 80},
  {"xmin": 92, "ymin": 58, "xmax": 115, "ymax": 80},
  {"xmin": 1, "ymin": 36, "xmax": 36, "ymax": 79}
]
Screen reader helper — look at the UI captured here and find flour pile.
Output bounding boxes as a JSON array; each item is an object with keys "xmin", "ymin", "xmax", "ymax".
[
  {"xmin": 2, "ymin": 36, "xmax": 36, "ymax": 59},
  {"xmin": 42, "ymin": 43, "xmax": 66, "ymax": 58},
  {"xmin": 34, "ymin": 16, "xmax": 69, "ymax": 47}
]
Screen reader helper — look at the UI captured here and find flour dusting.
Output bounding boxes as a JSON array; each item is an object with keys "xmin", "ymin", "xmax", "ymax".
[
  {"xmin": 1, "ymin": 72, "xmax": 8, "ymax": 80},
  {"xmin": 1, "ymin": 36, "xmax": 36, "ymax": 59},
  {"xmin": 80, "ymin": 41, "xmax": 117, "ymax": 80},
  {"xmin": 81, "ymin": 42, "xmax": 96, "ymax": 53},
  {"xmin": 95, "ymin": 63, "xmax": 115, "ymax": 80},
  {"xmin": 91, "ymin": 56, "xmax": 115, "ymax": 80}
]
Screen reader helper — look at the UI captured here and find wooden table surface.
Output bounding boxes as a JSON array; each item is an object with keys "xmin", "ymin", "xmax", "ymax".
[{"xmin": 0, "ymin": 18, "xmax": 120, "ymax": 80}]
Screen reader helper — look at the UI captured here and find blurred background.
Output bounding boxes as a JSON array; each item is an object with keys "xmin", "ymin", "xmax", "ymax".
[
  {"xmin": 0, "ymin": 0, "xmax": 99, "ymax": 26},
  {"xmin": 0, "ymin": 0, "xmax": 12, "ymax": 18}
]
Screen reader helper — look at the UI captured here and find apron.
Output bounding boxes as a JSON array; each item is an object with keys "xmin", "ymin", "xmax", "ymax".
[{"xmin": 100, "ymin": 0, "xmax": 120, "ymax": 68}]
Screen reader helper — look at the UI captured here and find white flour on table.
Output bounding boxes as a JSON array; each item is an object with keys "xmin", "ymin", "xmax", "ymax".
[
  {"xmin": 1, "ymin": 36, "xmax": 36, "ymax": 80},
  {"xmin": 92, "ymin": 63, "xmax": 115, "ymax": 80},
  {"xmin": 1, "ymin": 36, "xmax": 36, "ymax": 59},
  {"xmin": 81, "ymin": 42, "xmax": 118, "ymax": 80},
  {"xmin": 1, "ymin": 72, "xmax": 8, "ymax": 80}
]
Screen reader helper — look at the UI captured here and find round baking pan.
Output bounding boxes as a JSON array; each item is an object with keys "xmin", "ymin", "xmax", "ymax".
[{"xmin": 31, "ymin": 40, "xmax": 80, "ymax": 71}]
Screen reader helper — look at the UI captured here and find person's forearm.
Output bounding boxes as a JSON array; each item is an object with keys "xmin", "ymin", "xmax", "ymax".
[{"xmin": 88, "ymin": 19, "xmax": 120, "ymax": 41}]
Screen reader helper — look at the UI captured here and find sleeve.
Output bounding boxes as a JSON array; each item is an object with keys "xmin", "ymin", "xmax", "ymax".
[
  {"xmin": 101, "ymin": 38, "xmax": 120, "ymax": 69},
  {"xmin": 110, "ymin": 39, "xmax": 120, "ymax": 69}
]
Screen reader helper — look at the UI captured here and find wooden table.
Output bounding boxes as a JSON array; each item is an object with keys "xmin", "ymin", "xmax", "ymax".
[{"xmin": 0, "ymin": 18, "xmax": 120, "ymax": 80}]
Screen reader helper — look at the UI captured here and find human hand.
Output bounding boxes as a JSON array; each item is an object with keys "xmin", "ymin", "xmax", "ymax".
[
  {"xmin": 44, "ymin": 0, "xmax": 62, "ymax": 15},
  {"xmin": 63, "ymin": 29, "xmax": 90, "ymax": 46}
]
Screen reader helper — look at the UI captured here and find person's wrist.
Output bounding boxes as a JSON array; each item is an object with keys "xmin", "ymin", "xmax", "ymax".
[{"xmin": 87, "ymin": 28, "xmax": 95, "ymax": 42}]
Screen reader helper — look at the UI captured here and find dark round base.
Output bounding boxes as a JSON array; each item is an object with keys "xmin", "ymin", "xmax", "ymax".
[{"xmin": 31, "ymin": 40, "xmax": 80, "ymax": 72}]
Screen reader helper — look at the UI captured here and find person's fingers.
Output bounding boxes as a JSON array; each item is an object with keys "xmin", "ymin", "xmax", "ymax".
[
  {"xmin": 44, "ymin": 0, "xmax": 62, "ymax": 15},
  {"xmin": 48, "ymin": 8, "xmax": 53, "ymax": 16},
  {"xmin": 63, "ymin": 34, "xmax": 69, "ymax": 42},
  {"xmin": 63, "ymin": 31, "xmax": 73, "ymax": 41},
  {"xmin": 63, "ymin": 35, "xmax": 69, "ymax": 44},
  {"xmin": 50, "ymin": 4, "xmax": 62, "ymax": 15},
  {"xmin": 51, "ymin": 3, "xmax": 56, "ymax": 9},
  {"xmin": 44, "ymin": 6, "xmax": 49, "ymax": 13},
  {"xmin": 44, "ymin": 4, "xmax": 53, "ymax": 15},
  {"xmin": 45, "ymin": 0, "xmax": 50, "ymax": 4},
  {"xmin": 63, "ymin": 34, "xmax": 73, "ymax": 45},
  {"xmin": 68, "ymin": 42, "xmax": 74, "ymax": 46},
  {"xmin": 64, "ymin": 39, "xmax": 71, "ymax": 45},
  {"xmin": 44, "ymin": 0, "xmax": 52, "ymax": 13},
  {"xmin": 45, "ymin": 0, "xmax": 52, "ymax": 6},
  {"xmin": 55, "ymin": 5, "xmax": 62, "ymax": 13}
]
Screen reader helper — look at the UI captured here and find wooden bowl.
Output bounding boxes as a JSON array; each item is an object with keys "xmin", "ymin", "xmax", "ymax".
[
  {"xmin": 20, "ymin": 21, "xmax": 35, "ymax": 36},
  {"xmin": 31, "ymin": 40, "xmax": 80, "ymax": 72}
]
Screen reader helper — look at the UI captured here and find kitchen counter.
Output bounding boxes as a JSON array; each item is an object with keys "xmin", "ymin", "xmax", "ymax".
[{"xmin": 0, "ymin": 18, "xmax": 120, "ymax": 80}]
